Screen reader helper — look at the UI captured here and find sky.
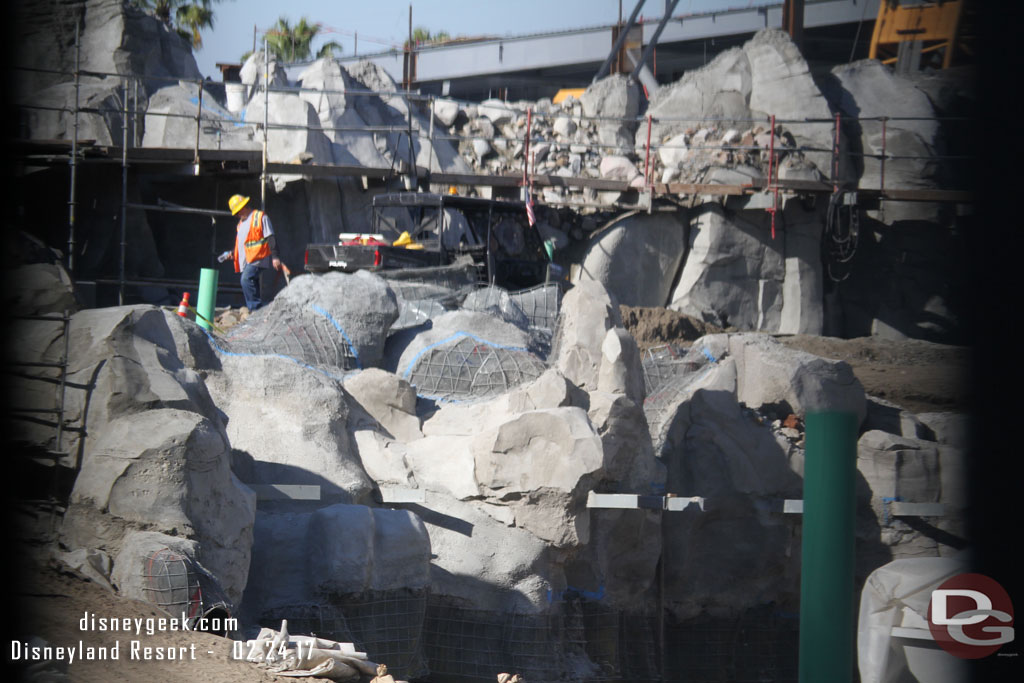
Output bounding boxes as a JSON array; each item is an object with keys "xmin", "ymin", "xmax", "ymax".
[{"xmin": 191, "ymin": 0, "xmax": 772, "ymax": 79}]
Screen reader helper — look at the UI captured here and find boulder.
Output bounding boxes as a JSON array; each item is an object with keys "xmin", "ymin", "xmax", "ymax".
[
  {"xmin": 553, "ymin": 116, "xmax": 577, "ymax": 138},
  {"xmin": 638, "ymin": 29, "xmax": 831, "ymax": 178},
  {"xmin": 242, "ymin": 504, "xmax": 431, "ymax": 612},
  {"xmin": 296, "ymin": 58, "xmax": 389, "ymax": 168},
  {"xmin": 239, "ymin": 50, "xmax": 289, "ymax": 102},
  {"xmin": 143, "ymin": 81, "xmax": 258, "ymax": 150},
  {"xmin": 344, "ymin": 368, "xmax": 422, "ymax": 442},
  {"xmin": 727, "ymin": 333, "xmax": 867, "ymax": 422},
  {"xmin": 242, "ymin": 270, "xmax": 399, "ymax": 371},
  {"xmin": 863, "ymin": 395, "xmax": 932, "ymax": 440},
  {"xmin": 643, "ymin": 355, "xmax": 804, "ymax": 618},
  {"xmin": 553, "ymin": 280, "xmax": 634, "ymax": 394},
  {"xmin": 52, "ymin": 306, "xmax": 256, "ymax": 603},
  {"xmin": 10, "ymin": 263, "xmax": 79, "ymax": 316},
  {"xmin": 477, "ymin": 98, "xmax": 516, "ymax": 125},
  {"xmin": 386, "ymin": 310, "xmax": 543, "ymax": 401},
  {"xmin": 414, "ymin": 493, "xmax": 559, "ymax": 613},
  {"xmin": 243, "ymin": 92, "xmax": 335, "ymax": 190},
  {"xmin": 205, "ymin": 354, "xmax": 375, "ymax": 506},
  {"xmin": 658, "ymin": 133, "xmax": 689, "ymax": 169},
  {"xmin": 581, "ymin": 75, "xmax": 640, "ymax": 156},
  {"xmin": 111, "ymin": 531, "xmax": 233, "ymax": 621},
  {"xmin": 856, "ymin": 431, "xmax": 968, "ymax": 562},
  {"xmin": 587, "ymin": 390, "xmax": 664, "ymax": 492},
  {"xmin": 431, "ymin": 98, "xmax": 461, "ymax": 127},
  {"xmin": 826, "ymin": 59, "xmax": 940, "ymax": 222},
  {"xmin": 915, "ymin": 412, "xmax": 970, "ymax": 449},
  {"xmin": 351, "ymin": 430, "xmax": 416, "ymax": 487},
  {"xmin": 599, "ymin": 155, "xmax": 641, "ymax": 182},
  {"xmin": 65, "ymin": 407, "xmax": 256, "ymax": 604},
  {"xmin": 14, "ymin": 0, "xmax": 200, "ymax": 98},
  {"xmin": 743, "ymin": 29, "xmax": 833, "ymax": 174},
  {"xmin": 598, "ymin": 327, "xmax": 645, "ymax": 405},
  {"xmin": 22, "ymin": 79, "xmax": 125, "ymax": 146},
  {"xmin": 669, "ymin": 202, "xmax": 783, "ymax": 330},
  {"xmin": 669, "ymin": 200, "xmax": 823, "ymax": 334},
  {"xmin": 575, "ymin": 211, "xmax": 687, "ymax": 308}
]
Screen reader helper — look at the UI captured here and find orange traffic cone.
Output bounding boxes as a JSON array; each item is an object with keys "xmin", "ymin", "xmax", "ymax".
[{"xmin": 177, "ymin": 292, "xmax": 190, "ymax": 318}]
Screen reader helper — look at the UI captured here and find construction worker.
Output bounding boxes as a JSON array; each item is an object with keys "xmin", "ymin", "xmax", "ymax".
[{"xmin": 219, "ymin": 194, "xmax": 282, "ymax": 311}]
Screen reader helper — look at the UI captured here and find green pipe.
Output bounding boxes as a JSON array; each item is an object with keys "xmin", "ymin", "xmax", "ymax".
[
  {"xmin": 799, "ymin": 411, "xmax": 858, "ymax": 683},
  {"xmin": 197, "ymin": 267, "xmax": 219, "ymax": 332}
]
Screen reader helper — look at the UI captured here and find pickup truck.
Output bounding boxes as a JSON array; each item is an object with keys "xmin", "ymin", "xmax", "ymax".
[{"xmin": 304, "ymin": 192, "xmax": 558, "ymax": 290}]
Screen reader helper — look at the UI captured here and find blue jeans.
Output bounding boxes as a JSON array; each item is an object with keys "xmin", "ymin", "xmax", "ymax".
[{"xmin": 240, "ymin": 263, "xmax": 264, "ymax": 311}]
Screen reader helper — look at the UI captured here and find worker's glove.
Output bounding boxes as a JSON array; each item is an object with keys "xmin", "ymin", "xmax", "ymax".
[{"xmin": 217, "ymin": 250, "xmax": 232, "ymax": 263}]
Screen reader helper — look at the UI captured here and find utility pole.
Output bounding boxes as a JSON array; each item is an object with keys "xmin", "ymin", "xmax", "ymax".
[{"xmin": 782, "ymin": 0, "xmax": 805, "ymax": 49}]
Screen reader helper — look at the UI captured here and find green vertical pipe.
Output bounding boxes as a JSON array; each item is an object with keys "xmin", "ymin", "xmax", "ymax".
[
  {"xmin": 799, "ymin": 411, "xmax": 858, "ymax": 683},
  {"xmin": 197, "ymin": 268, "xmax": 219, "ymax": 331}
]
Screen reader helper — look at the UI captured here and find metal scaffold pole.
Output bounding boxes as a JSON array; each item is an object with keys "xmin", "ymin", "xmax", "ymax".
[
  {"xmin": 261, "ymin": 38, "xmax": 269, "ymax": 209},
  {"xmin": 68, "ymin": 22, "xmax": 81, "ymax": 275},
  {"xmin": 120, "ymin": 78, "xmax": 129, "ymax": 305}
]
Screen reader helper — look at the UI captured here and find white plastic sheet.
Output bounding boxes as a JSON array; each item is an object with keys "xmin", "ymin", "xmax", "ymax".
[{"xmin": 857, "ymin": 556, "xmax": 972, "ymax": 683}]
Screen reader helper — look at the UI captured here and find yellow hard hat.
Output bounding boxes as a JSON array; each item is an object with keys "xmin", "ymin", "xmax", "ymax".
[{"xmin": 228, "ymin": 194, "xmax": 251, "ymax": 215}]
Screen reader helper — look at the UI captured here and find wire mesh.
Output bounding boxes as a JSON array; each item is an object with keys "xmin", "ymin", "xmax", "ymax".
[
  {"xmin": 422, "ymin": 601, "xmax": 599, "ymax": 682},
  {"xmin": 260, "ymin": 590, "xmax": 429, "ymax": 681},
  {"xmin": 509, "ymin": 283, "xmax": 563, "ymax": 334},
  {"xmin": 381, "ymin": 260, "xmax": 480, "ymax": 331},
  {"xmin": 142, "ymin": 548, "xmax": 231, "ymax": 627},
  {"xmin": 214, "ymin": 304, "xmax": 360, "ymax": 373},
  {"xmin": 641, "ymin": 345, "xmax": 719, "ymax": 457},
  {"xmin": 461, "ymin": 286, "xmax": 531, "ymax": 330},
  {"xmin": 405, "ymin": 334, "xmax": 547, "ymax": 402},
  {"xmin": 256, "ymin": 594, "xmax": 799, "ymax": 683}
]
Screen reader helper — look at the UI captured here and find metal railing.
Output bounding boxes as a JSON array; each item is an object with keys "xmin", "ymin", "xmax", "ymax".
[{"xmin": 11, "ymin": 35, "xmax": 971, "ymax": 302}]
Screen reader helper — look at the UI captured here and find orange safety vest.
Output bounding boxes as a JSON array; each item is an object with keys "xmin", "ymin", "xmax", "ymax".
[{"xmin": 232, "ymin": 210, "xmax": 273, "ymax": 273}]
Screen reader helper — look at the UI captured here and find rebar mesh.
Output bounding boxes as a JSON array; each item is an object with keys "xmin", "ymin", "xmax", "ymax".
[
  {"xmin": 404, "ymin": 334, "xmax": 547, "ymax": 402},
  {"xmin": 641, "ymin": 345, "xmax": 718, "ymax": 457},
  {"xmin": 261, "ymin": 590, "xmax": 429, "ymax": 681},
  {"xmin": 213, "ymin": 304, "xmax": 360, "ymax": 373},
  {"xmin": 462, "ymin": 286, "xmax": 531, "ymax": 330},
  {"xmin": 142, "ymin": 549, "xmax": 231, "ymax": 626},
  {"xmin": 509, "ymin": 283, "xmax": 562, "ymax": 334},
  {"xmin": 382, "ymin": 260, "xmax": 480, "ymax": 331}
]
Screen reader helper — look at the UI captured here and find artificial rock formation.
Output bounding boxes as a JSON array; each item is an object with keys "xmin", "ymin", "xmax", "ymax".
[{"xmin": 55, "ymin": 306, "xmax": 256, "ymax": 604}]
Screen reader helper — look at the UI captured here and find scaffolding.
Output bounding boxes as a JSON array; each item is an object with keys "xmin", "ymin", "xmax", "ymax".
[{"xmin": 10, "ymin": 24, "xmax": 975, "ymax": 309}]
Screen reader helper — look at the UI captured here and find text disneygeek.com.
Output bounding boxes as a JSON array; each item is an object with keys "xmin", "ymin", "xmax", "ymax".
[{"xmin": 9, "ymin": 611, "xmax": 239, "ymax": 663}]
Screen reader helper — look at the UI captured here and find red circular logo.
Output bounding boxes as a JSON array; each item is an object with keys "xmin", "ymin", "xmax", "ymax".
[{"xmin": 927, "ymin": 573, "xmax": 1015, "ymax": 659}]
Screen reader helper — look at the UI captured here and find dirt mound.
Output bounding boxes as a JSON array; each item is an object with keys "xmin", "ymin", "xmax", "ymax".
[
  {"xmin": 779, "ymin": 334, "xmax": 971, "ymax": 415},
  {"xmin": 619, "ymin": 305, "xmax": 724, "ymax": 352},
  {"xmin": 620, "ymin": 306, "xmax": 970, "ymax": 415}
]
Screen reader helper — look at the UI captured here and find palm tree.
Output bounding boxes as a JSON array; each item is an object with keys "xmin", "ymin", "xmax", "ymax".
[
  {"xmin": 130, "ymin": 1, "xmax": 218, "ymax": 49},
  {"xmin": 406, "ymin": 27, "xmax": 452, "ymax": 48},
  {"xmin": 175, "ymin": 2, "xmax": 215, "ymax": 49},
  {"xmin": 317, "ymin": 41, "xmax": 344, "ymax": 59},
  {"xmin": 264, "ymin": 16, "xmax": 326, "ymax": 62}
]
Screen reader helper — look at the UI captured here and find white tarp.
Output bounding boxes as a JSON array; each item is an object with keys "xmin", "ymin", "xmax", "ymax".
[{"xmin": 857, "ymin": 556, "xmax": 971, "ymax": 683}]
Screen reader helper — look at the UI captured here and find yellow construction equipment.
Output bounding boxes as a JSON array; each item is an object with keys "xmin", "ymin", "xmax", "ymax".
[
  {"xmin": 552, "ymin": 88, "xmax": 585, "ymax": 104},
  {"xmin": 868, "ymin": 0, "xmax": 971, "ymax": 70}
]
